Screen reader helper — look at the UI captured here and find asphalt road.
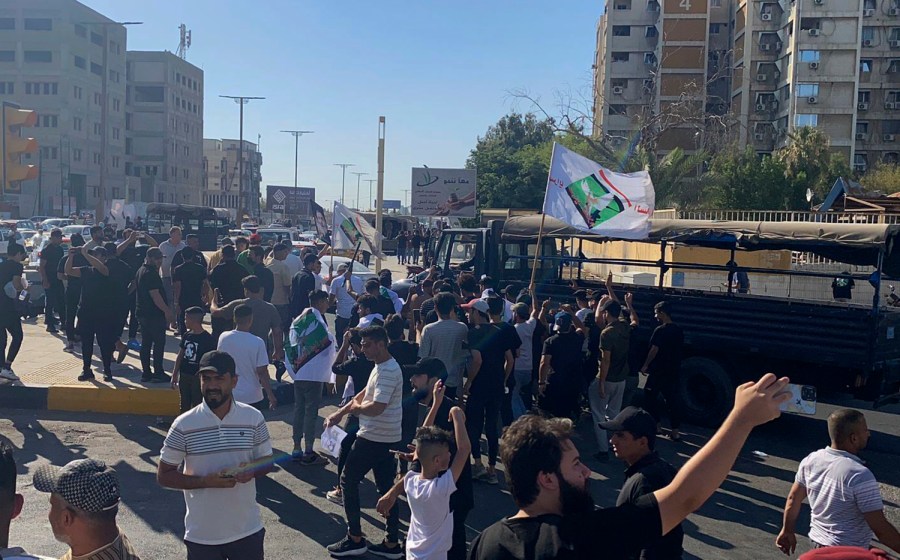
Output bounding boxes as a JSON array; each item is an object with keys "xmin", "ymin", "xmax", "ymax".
[{"xmin": 3, "ymin": 393, "xmax": 900, "ymax": 559}]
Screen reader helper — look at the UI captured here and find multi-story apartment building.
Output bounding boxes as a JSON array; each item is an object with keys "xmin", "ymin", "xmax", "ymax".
[
  {"xmin": 125, "ymin": 50, "xmax": 204, "ymax": 205},
  {"xmin": 202, "ymin": 138, "xmax": 262, "ymax": 217},
  {"xmin": 595, "ymin": 0, "xmax": 900, "ymax": 170},
  {"xmin": 0, "ymin": 0, "xmax": 126, "ymax": 216}
]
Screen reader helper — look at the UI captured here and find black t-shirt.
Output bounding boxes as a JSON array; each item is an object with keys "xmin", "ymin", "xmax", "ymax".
[
  {"xmin": 388, "ymin": 340, "xmax": 420, "ymax": 395},
  {"xmin": 469, "ymin": 494, "xmax": 663, "ymax": 560},
  {"xmin": 398, "ymin": 235, "xmax": 407, "ymax": 249},
  {"xmin": 40, "ymin": 243, "xmax": 64, "ymax": 281},
  {"xmin": 179, "ymin": 331, "xmax": 216, "ymax": 377},
  {"xmin": 173, "ymin": 261, "xmax": 207, "ymax": 307},
  {"xmin": 0, "ymin": 259, "xmax": 23, "ymax": 316},
  {"xmin": 209, "ymin": 260, "xmax": 248, "ymax": 305},
  {"xmin": 543, "ymin": 331, "xmax": 586, "ymax": 389},
  {"xmin": 136, "ymin": 264, "xmax": 167, "ymax": 320},
  {"xmin": 832, "ymin": 275, "xmax": 855, "ymax": 299},
  {"xmin": 77, "ymin": 267, "xmax": 120, "ymax": 319},
  {"xmin": 253, "ymin": 262, "xmax": 275, "ymax": 303},
  {"xmin": 59, "ymin": 253, "xmax": 88, "ymax": 286},
  {"xmin": 104, "ymin": 259, "xmax": 134, "ymax": 315},
  {"xmin": 171, "ymin": 248, "xmax": 208, "ymax": 271},
  {"xmin": 647, "ymin": 323, "xmax": 684, "ymax": 377},
  {"xmin": 616, "ymin": 453, "xmax": 683, "ymax": 560},
  {"xmin": 331, "ymin": 354, "xmax": 375, "ymax": 396},
  {"xmin": 119, "ymin": 244, "xmax": 149, "ymax": 278},
  {"xmin": 290, "ymin": 269, "xmax": 317, "ymax": 317},
  {"xmin": 418, "ymin": 394, "xmax": 474, "ymax": 511},
  {"xmin": 468, "ymin": 324, "xmax": 515, "ymax": 397}
]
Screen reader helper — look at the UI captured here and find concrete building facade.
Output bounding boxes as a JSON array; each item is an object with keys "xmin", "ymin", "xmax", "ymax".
[
  {"xmin": 202, "ymin": 138, "xmax": 262, "ymax": 217},
  {"xmin": 125, "ymin": 50, "xmax": 204, "ymax": 205},
  {"xmin": 0, "ymin": 0, "xmax": 126, "ymax": 217},
  {"xmin": 594, "ymin": 0, "xmax": 900, "ymax": 167}
]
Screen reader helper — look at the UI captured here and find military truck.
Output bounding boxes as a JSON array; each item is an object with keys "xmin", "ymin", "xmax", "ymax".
[{"xmin": 417, "ymin": 215, "xmax": 900, "ymax": 425}]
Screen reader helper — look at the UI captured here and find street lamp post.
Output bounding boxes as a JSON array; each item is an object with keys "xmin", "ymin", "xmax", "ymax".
[
  {"xmin": 280, "ymin": 130, "xmax": 314, "ymax": 188},
  {"xmin": 351, "ymin": 171, "xmax": 368, "ymax": 210},
  {"xmin": 365, "ymin": 179, "xmax": 377, "ymax": 211},
  {"xmin": 220, "ymin": 95, "xmax": 264, "ymax": 222},
  {"xmin": 333, "ymin": 163, "xmax": 354, "ymax": 206},
  {"xmin": 84, "ymin": 20, "xmax": 141, "ymax": 224}
]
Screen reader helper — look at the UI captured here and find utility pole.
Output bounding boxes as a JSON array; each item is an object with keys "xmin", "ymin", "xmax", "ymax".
[
  {"xmin": 220, "ymin": 95, "xmax": 264, "ymax": 223},
  {"xmin": 84, "ymin": 20, "xmax": 141, "ymax": 224},
  {"xmin": 375, "ymin": 116, "xmax": 386, "ymax": 270},
  {"xmin": 351, "ymin": 171, "xmax": 368, "ymax": 210},
  {"xmin": 365, "ymin": 179, "xmax": 377, "ymax": 211},
  {"xmin": 402, "ymin": 189, "xmax": 410, "ymax": 210},
  {"xmin": 333, "ymin": 163, "xmax": 354, "ymax": 206},
  {"xmin": 281, "ymin": 130, "xmax": 314, "ymax": 188}
]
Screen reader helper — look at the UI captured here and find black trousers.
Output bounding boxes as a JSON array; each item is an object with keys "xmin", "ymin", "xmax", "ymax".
[
  {"xmin": 179, "ymin": 373, "xmax": 202, "ymax": 412},
  {"xmin": 0, "ymin": 319, "xmax": 23, "ymax": 366},
  {"xmin": 79, "ymin": 315, "xmax": 120, "ymax": 374},
  {"xmin": 64, "ymin": 281, "xmax": 81, "ymax": 342},
  {"xmin": 449, "ymin": 505, "xmax": 471, "ymax": 560},
  {"xmin": 341, "ymin": 436, "xmax": 400, "ymax": 542},
  {"xmin": 139, "ymin": 316, "xmax": 167, "ymax": 378},
  {"xmin": 211, "ymin": 316, "xmax": 232, "ymax": 344},
  {"xmin": 44, "ymin": 280, "xmax": 65, "ymax": 328},
  {"xmin": 126, "ymin": 291, "xmax": 139, "ymax": 339},
  {"xmin": 334, "ymin": 315, "xmax": 351, "ymax": 344},
  {"xmin": 644, "ymin": 373, "xmax": 682, "ymax": 430},
  {"xmin": 185, "ymin": 528, "xmax": 265, "ymax": 560},
  {"xmin": 466, "ymin": 391, "xmax": 501, "ymax": 466}
]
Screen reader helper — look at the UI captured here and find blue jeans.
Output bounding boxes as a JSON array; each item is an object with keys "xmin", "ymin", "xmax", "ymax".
[{"xmin": 511, "ymin": 369, "xmax": 533, "ymax": 419}]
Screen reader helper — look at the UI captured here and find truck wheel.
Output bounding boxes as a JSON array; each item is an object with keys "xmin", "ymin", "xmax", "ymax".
[{"xmin": 673, "ymin": 357, "xmax": 733, "ymax": 427}]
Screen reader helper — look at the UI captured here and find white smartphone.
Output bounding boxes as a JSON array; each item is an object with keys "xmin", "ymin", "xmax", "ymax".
[{"xmin": 779, "ymin": 383, "xmax": 817, "ymax": 415}]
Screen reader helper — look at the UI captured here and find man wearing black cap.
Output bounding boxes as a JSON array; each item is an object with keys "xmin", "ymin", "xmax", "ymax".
[
  {"xmin": 600, "ymin": 407, "xmax": 684, "ymax": 559},
  {"xmin": 34, "ymin": 458, "xmax": 140, "ymax": 559},
  {"xmin": 158, "ymin": 350, "xmax": 273, "ymax": 560},
  {"xmin": 378, "ymin": 359, "xmax": 474, "ymax": 560}
]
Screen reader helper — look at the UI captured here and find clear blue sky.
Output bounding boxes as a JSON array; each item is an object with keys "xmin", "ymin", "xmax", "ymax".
[{"xmin": 86, "ymin": 0, "xmax": 601, "ymax": 209}]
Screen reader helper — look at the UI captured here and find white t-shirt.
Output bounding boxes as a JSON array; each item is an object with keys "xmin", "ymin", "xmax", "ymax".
[
  {"xmin": 796, "ymin": 447, "xmax": 884, "ymax": 548},
  {"xmin": 160, "ymin": 400, "xmax": 272, "ymax": 545},
  {"xmin": 283, "ymin": 252, "xmax": 301, "ymax": 277},
  {"xmin": 158, "ymin": 239, "xmax": 186, "ymax": 278},
  {"xmin": 328, "ymin": 275, "xmax": 365, "ymax": 319},
  {"xmin": 357, "ymin": 358, "xmax": 403, "ymax": 443},
  {"xmin": 358, "ymin": 313, "xmax": 384, "ymax": 329},
  {"xmin": 314, "ymin": 272, "xmax": 323, "ymax": 291},
  {"xmin": 404, "ymin": 469, "xmax": 457, "ymax": 560},
  {"xmin": 217, "ymin": 330, "xmax": 270, "ymax": 405},
  {"xmin": 514, "ymin": 318, "xmax": 537, "ymax": 370},
  {"xmin": 576, "ymin": 308, "xmax": 592, "ymax": 352}
]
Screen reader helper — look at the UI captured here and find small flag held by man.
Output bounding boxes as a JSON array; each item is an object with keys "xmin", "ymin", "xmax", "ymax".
[{"xmin": 542, "ymin": 142, "xmax": 655, "ymax": 240}]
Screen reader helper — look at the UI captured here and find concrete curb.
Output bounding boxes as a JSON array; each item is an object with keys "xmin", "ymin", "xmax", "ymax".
[{"xmin": 0, "ymin": 383, "xmax": 179, "ymax": 416}]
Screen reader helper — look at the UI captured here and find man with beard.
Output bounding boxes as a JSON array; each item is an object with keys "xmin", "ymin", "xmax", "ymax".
[
  {"xmin": 377, "ymin": 359, "xmax": 474, "ymax": 560},
  {"xmin": 208, "ymin": 245, "xmax": 249, "ymax": 340},
  {"xmin": 601, "ymin": 407, "xmax": 684, "ymax": 559},
  {"xmin": 158, "ymin": 350, "xmax": 274, "ymax": 560},
  {"xmin": 34, "ymin": 458, "xmax": 140, "ymax": 559},
  {"xmin": 469, "ymin": 374, "xmax": 792, "ymax": 560}
]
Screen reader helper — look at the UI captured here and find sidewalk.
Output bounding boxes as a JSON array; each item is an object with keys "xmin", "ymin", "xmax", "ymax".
[{"xmin": 0, "ymin": 317, "xmax": 181, "ymax": 416}]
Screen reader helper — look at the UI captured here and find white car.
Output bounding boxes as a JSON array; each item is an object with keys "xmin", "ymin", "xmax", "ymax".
[
  {"xmin": 40, "ymin": 218, "xmax": 73, "ymax": 231},
  {"xmin": 257, "ymin": 228, "xmax": 317, "ymax": 252},
  {"xmin": 320, "ymin": 257, "xmax": 377, "ymax": 285}
]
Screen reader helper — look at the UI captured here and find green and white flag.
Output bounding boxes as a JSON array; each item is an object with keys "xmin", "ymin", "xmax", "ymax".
[
  {"xmin": 542, "ymin": 143, "xmax": 655, "ymax": 240},
  {"xmin": 332, "ymin": 201, "xmax": 386, "ymax": 258}
]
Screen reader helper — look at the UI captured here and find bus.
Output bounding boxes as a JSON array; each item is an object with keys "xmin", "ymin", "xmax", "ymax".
[{"xmin": 145, "ymin": 203, "xmax": 231, "ymax": 251}]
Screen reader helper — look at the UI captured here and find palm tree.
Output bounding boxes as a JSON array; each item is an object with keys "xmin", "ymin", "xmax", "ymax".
[{"xmin": 594, "ymin": 144, "xmax": 707, "ymax": 208}]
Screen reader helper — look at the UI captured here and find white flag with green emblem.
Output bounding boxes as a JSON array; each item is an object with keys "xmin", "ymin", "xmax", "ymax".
[
  {"xmin": 332, "ymin": 201, "xmax": 386, "ymax": 258},
  {"xmin": 542, "ymin": 143, "xmax": 655, "ymax": 240}
]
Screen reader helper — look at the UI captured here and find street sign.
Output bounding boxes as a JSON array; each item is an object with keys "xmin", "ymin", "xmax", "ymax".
[
  {"xmin": 382, "ymin": 199, "xmax": 401, "ymax": 210},
  {"xmin": 266, "ymin": 185, "xmax": 315, "ymax": 216}
]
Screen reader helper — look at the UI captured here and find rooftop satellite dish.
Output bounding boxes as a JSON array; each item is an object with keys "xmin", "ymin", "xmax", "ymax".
[{"xmin": 806, "ymin": 188, "xmax": 813, "ymax": 202}]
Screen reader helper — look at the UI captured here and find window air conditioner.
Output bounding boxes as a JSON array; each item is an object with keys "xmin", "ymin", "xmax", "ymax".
[
  {"xmin": 809, "ymin": 62, "xmax": 819, "ymax": 69},
  {"xmin": 808, "ymin": 96, "xmax": 818, "ymax": 103},
  {"xmin": 858, "ymin": 102, "xmax": 869, "ymax": 110},
  {"xmin": 613, "ymin": 86, "xmax": 624, "ymax": 94},
  {"xmin": 808, "ymin": 28, "xmax": 820, "ymax": 36},
  {"xmin": 761, "ymin": 12, "xmax": 773, "ymax": 20}
]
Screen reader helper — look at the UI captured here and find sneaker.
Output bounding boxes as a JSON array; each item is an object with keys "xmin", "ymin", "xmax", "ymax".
[
  {"xmin": 46, "ymin": 325, "xmax": 59, "ymax": 333},
  {"xmin": 326, "ymin": 535, "xmax": 368, "ymax": 557},
  {"xmin": 151, "ymin": 373, "xmax": 171, "ymax": 383},
  {"xmin": 103, "ymin": 371, "xmax": 113, "ymax": 382},
  {"xmin": 326, "ymin": 487, "xmax": 343, "ymax": 505},
  {"xmin": 0, "ymin": 368, "xmax": 19, "ymax": 381},
  {"xmin": 127, "ymin": 338, "xmax": 141, "ymax": 351},
  {"xmin": 368, "ymin": 540, "xmax": 403, "ymax": 559},
  {"xmin": 299, "ymin": 452, "xmax": 325, "ymax": 466},
  {"xmin": 140, "ymin": 374, "xmax": 153, "ymax": 382},
  {"xmin": 471, "ymin": 462, "xmax": 487, "ymax": 480},
  {"xmin": 63, "ymin": 342, "xmax": 74, "ymax": 353},
  {"xmin": 481, "ymin": 467, "xmax": 499, "ymax": 485},
  {"xmin": 291, "ymin": 447, "xmax": 304, "ymax": 461},
  {"xmin": 77, "ymin": 371, "xmax": 95, "ymax": 382}
]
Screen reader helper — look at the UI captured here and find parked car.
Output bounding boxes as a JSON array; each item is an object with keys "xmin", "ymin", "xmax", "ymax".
[
  {"xmin": 258, "ymin": 228, "xmax": 318, "ymax": 252},
  {"xmin": 29, "ymin": 215, "xmax": 54, "ymax": 226},
  {"xmin": 40, "ymin": 218, "xmax": 74, "ymax": 231},
  {"xmin": 60, "ymin": 224, "xmax": 93, "ymax": 243},
  {"xmin": 319, "ymin": 257, "xmax": 378, "ymax": 285}
]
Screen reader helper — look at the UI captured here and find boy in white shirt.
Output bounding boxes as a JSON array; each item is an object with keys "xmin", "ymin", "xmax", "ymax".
[{"xmin": 398, "ymin": 407, "xmax": 471, "ymax": 559}]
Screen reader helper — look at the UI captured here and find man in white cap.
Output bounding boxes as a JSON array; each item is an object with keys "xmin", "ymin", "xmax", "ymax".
[{"xmin": 33, "ymin": 458, "xmax": 140, "ymax": 559}]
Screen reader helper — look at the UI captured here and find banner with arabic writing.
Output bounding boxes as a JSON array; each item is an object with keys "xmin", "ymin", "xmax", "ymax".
[
  {"xmin": 332, "ymin": 201, "xmax": 386, "ymax": 258},
  {"xmin": 542, "ymin": 143, "xmax": 654, "ymax": 240},
  {"xmin": 410, "ymin": 167, "xmax": 477, "ymax": 218}
]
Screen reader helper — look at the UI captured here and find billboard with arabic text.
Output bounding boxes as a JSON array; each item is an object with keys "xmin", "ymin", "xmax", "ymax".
[{"xmin": 410, "ymin": 168, "xmax": 477, "ymax": 218}]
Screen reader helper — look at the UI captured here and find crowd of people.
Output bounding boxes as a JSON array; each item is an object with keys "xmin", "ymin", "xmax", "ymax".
[{"xmin": 3, "ymin": 230, "xmax": 900, "ymax": 560}]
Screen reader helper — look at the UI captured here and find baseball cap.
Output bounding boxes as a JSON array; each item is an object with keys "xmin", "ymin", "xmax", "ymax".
[
  {"xmin": 33, "ymin": 459, "xmax": 120, "ymax": 513},
  {"xmin": 598, "ymin": 407, "xmax": 657, "ymax": 441},
  {"xmin": 554, "ymin": 312, "xmax": 573, "ymax": 332},
  {"xmin": 198, "ymin": 350, "xmax": 235, "ymax": 375},
  {"xmin": 336, "ymin": 262, "xmax": 349, "ymax": 272},
  {"xmin": 403, "ymin": 357, "xmax": 448, "ymax": 380},
  {"xmin": 462, "ymin": 298, "xmax": 490, "ymax": 315}
]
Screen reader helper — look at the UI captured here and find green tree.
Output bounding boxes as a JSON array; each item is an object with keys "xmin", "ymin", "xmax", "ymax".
[
  {"xmin": 705, "ymin": 148, "xmax": 791, "ymax": 209},
  {"xmin": 860, "ymin": 162, "xmax": 900, "ymax": 194},
  {"xmin": 466, "ymin": 113, "xmax": 555, "ymax": 209},
  {"xmin": 774, "ymin": 126, "xmax": 842, "ymax": 204}
]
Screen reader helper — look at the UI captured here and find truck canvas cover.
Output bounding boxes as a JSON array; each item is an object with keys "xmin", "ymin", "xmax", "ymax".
[{"xmin": 501, "ymin": 215, "xmax": 900, "ymax": 276}]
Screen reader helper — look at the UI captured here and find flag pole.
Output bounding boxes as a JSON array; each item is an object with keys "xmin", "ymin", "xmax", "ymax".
[
  {"xmin": 529, "ymin": 142, "xmax": 557, "ymax": 295},
  {"xmin": 331, "ymin": 201, "xmax": 336, "ymax": 280}
]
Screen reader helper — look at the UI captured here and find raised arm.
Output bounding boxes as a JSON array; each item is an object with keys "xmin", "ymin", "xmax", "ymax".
[
  {"xmin": 448, "ymin": 406, "xmax": 471, "ymax": 482},
  {"xmin": 653, "ymin": 374, "xmax": 790, "ymax": 535}
]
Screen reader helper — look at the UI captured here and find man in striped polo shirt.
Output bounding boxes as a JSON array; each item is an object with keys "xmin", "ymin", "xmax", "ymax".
[
  {"xmin": 157, "ymin": 350, "xmax": 274, "ymax": 560},
  {"xmin": 325, "ymin": 326, "xmax": 404, "ymax": 559},
  {"xmin": 777, "ymin": 409, "xmax": 900, "ymax": 555}
]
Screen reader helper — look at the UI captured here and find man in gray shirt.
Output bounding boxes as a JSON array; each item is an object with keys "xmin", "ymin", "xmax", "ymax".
[
  {"xmin": 418, "ymin": 292, "xmax": 469, "ymax": 399},
  {"xmin": 211, "ymin": 275, "xmax": 284, "ymax": 364}
]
